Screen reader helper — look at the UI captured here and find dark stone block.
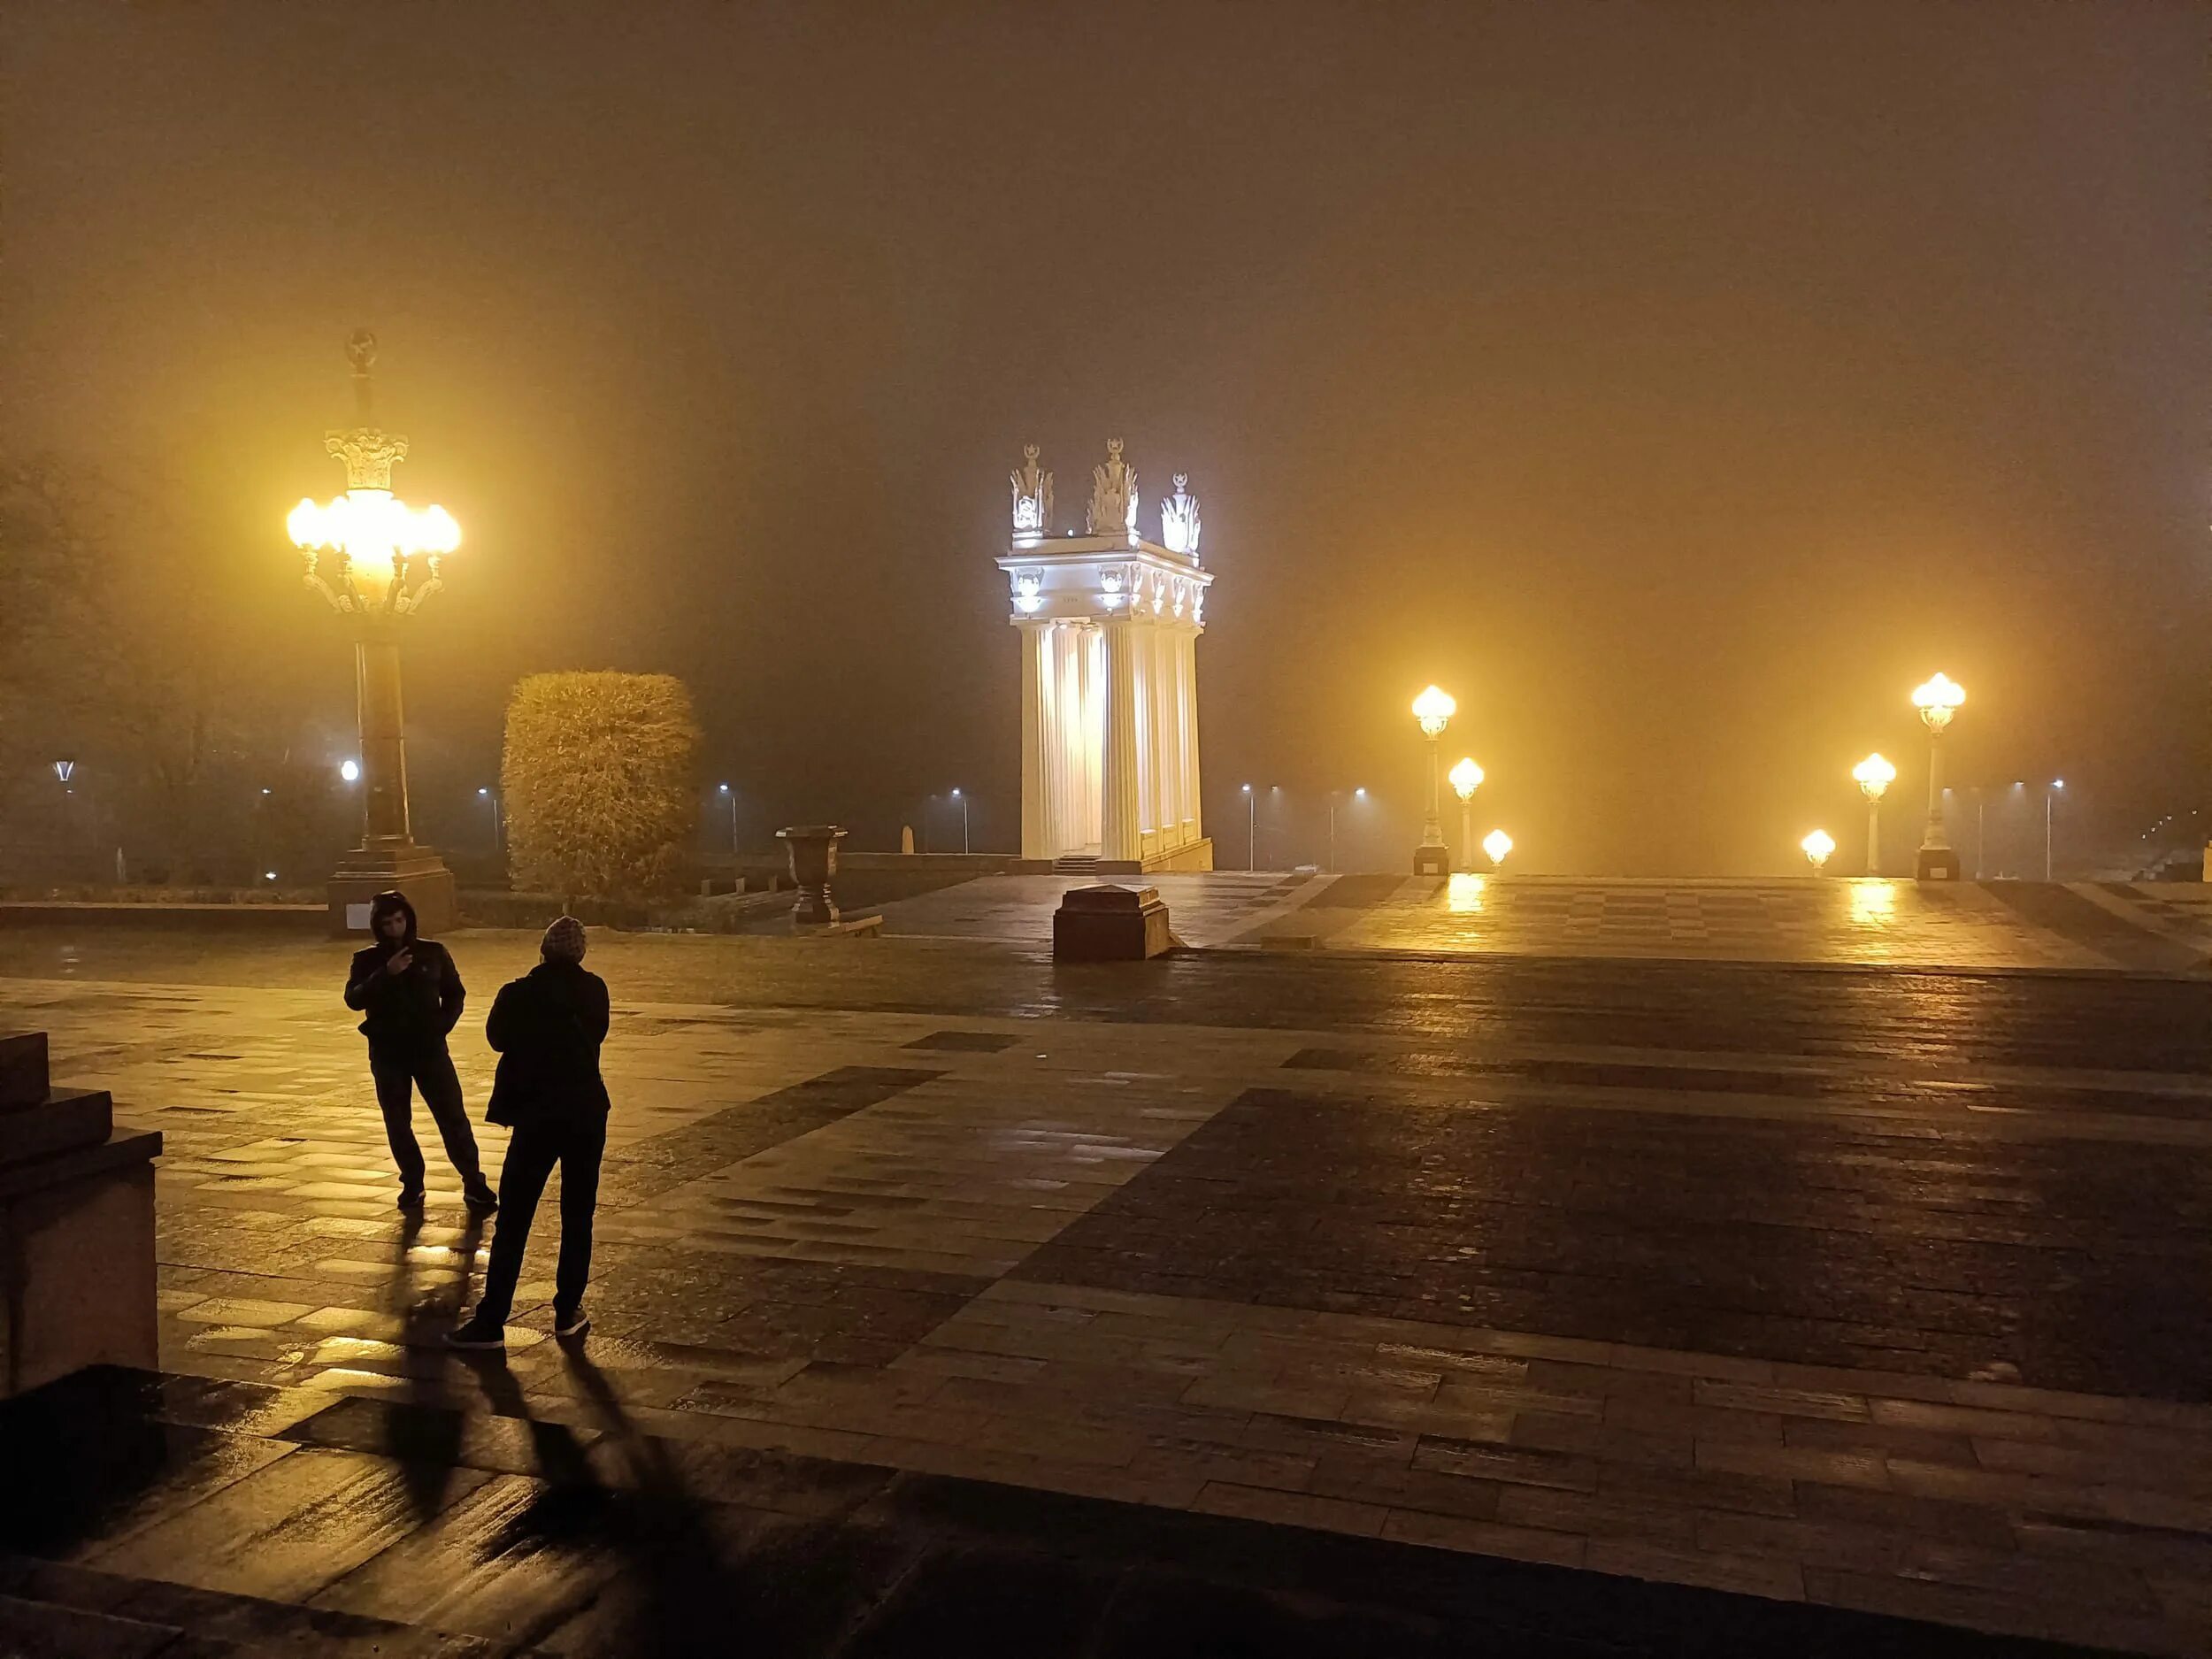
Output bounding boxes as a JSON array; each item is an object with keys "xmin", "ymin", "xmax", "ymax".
[
  {"xmin": 0, "ymin": 1033, "xmax": 48, "ymax": 1110},
  {"xmin": 0, "ymin": 1088, "xmax": 113, "ymax": 1164},
  {"xmin": 1054, "ymin": 884, "xmax": 1173, "ymax": 961}
]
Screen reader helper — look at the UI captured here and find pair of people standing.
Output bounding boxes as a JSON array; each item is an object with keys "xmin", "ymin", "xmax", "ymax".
[{"xmin": 344, "ymin": 893, "xmax": 611, "ymax": 1348}]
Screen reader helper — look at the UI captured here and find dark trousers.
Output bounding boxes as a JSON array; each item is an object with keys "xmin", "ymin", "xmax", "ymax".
[
  {"xmin": 476, "ymin": 1115, "xmax": 606, "ymax": 1325},
  {"xmin": 368, "ymin": 1040, "xmax": 481, "ymax": 1188}
]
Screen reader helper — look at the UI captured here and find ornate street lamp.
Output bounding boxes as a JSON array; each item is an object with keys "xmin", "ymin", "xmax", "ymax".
[
  {"xmin": 1410, "ymin": 685, "xmax": 1456, "ymax": 875},
  {"xmin": 1801, "ymin": 828, "xmax": 1836, "ymax": 873},
  {"xmin": 1482, "ymin": 827, "xmax": 1512, "ymax": 869},
  {"xmin": 1448, "ymin": 757, "xmax": 1484, "ymax": 873},
  {"xmin": 1910, "ymin": 672, "xmax": 1965, "ymax": 879},
  {"xmin": 288, "ymin": 331, "xmax": 462, "ymax": 933},
  {"xmin": 1852, "ymin": 752, "xmax": 1895, "ymax": 876}
]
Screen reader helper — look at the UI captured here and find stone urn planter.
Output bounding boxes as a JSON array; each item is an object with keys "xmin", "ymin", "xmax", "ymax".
[{"xmin": 776, "ymin": 826, "xmax": 847, "ymax": 926}]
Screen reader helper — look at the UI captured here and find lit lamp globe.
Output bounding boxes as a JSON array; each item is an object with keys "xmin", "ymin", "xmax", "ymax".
[
  {"xmin": 1910, "ymin": 672, "xmax": 1965, "ymax": 733},
  {"xmin": 1909, "ymin": 672, "xmax": 1966, "ymax": 880},
  {"xmin": 1482, "ymin": 828, "xmax": 1512, "ymax": 868},
  {"xmin": 1801, "ymin": 828, "xmax": 1836, "ymax": 873},
  {"xmin": 1409, "ymin": 685, "xmax": 1457, "ymax": 875},
  {"xmin": 1412, "ymin": 684, "xmax": 1457, "ymax": 738}
]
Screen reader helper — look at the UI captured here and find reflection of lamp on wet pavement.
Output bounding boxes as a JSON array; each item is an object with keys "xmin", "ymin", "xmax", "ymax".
[
  {"xmin": 1910, "ymin": 672, "xmax": 1965, "ymax": 880},
  {"xmin": 1852, "ymin": 753, "xmax": 1895, "ymax": 876},
  {"xmin": 1849, "ymin": 879, "xmax": 1896, "ymax": 927},
  {"xmin": 1482, "ymin": 828, "xmax": 1512, "ymax": 869},
  {"xmin": 1411, "ymin": 685, "xmax": 1456, "ymax": 874},
  {"xmin": 1448, "ymin": 757, "xmax": 1483, "ymax": 873},
  {"xmin": 1801, "ymin": 828, "xmax": 1836, "ymax": 872}
]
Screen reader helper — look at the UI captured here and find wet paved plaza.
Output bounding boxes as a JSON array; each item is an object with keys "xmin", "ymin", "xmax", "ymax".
[{"xmin": 2, "ymin": 912, "xmax": 2210, "ymax": 1654}]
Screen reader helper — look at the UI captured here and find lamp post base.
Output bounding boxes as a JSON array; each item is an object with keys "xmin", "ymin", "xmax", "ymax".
[
  {"xmin": 1916, "ymin": 845, "xmax": 1962, "ymax": 882},
  {"xmin": 328, "ymin": 844, "xmax": 457, "ymax": 937},
  {"xmin": 1412, "ymin": 844, "xmax": 1451, "ymax": 876}
]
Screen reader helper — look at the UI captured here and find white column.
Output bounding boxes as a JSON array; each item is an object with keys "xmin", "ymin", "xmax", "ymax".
[
  {"xmin": 1019, "ymin": 621, "xmax": 1047, "ymax": 860},
  {"xmin": 1180, "ymin": 625, "xmax": 1202, "ymax": 841},
  {"xmin": 1078, "ymin": 624, "xmax": 1103, "ymax": 850},
  {"xmin": 1133, "ymin": 618, "xmax": 1156, "ymax": 841},
  {"xmin": 1159, "ymin": 619, "xmax": 1177, "ymax": 849},
  {"xmin": 1100, "ymin": 618, "xmax": 1141, "ymax": 863},
  {"xmin": 1168, "ymin": 628, "xmax": 1186, "ymax": 858}
]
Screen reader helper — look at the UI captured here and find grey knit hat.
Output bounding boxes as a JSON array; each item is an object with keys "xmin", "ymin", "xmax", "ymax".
[{"xmin": 541, "ymin": 915, "xmax": 587, "ymax": 963}]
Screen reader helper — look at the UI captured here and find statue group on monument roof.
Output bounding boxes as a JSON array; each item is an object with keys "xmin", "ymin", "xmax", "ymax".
[{"xmin": 1007, "ymin": 440, "xmax": 1201, "ymax": 557}]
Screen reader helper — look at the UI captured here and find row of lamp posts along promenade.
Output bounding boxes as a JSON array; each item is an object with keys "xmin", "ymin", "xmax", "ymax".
[{"xmin": 1802, "ymin": 671, "xmax": 1967, "ymax": 877}]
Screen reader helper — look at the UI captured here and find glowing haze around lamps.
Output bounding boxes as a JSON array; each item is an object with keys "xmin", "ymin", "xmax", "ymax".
[
  {"xmin": 1852, "ymin": 752, "xmax": 1895, "ymax": 876},
  {"xmin": 1482, "ymin": 828, "xmax": 1512, "ymax": 869},
  {"xmin": 291, "ymin": 331, "xmax": 462, "ymax": 935},
  {"xmin": 1448, "ymin": 757, "xmax": 1484, "ymax": 873},
  {"xmin": 1801, "ymin": 828, "xmax": 1836, "ymax": 873},
  {"xmin": 1909, "ymin": 672, "xmax": 1965, "ymax": 880},
  {"xmin": 1409, "ymin": 685, "xmax": 1456, "ymax": 875}
]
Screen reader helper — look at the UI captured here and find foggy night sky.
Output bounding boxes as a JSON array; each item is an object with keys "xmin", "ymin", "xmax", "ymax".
[{"xmin": 4, "ymin": 3, "xmax": 2204, "ymax": 875}]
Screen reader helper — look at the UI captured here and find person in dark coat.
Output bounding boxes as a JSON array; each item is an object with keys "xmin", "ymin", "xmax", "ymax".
[
  {"xmin": 449, "ymin": 915, "xmax": 611, "ymax": 1348},
  {"xmin": 342, "ymin": 890, "xmax": 498, "ymax": 1215}
]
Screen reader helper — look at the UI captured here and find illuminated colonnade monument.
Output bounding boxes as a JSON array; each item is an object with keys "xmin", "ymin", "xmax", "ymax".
[{"xmin": 999, "ymin": 442, "xmax": 1214, "ymax": 871}]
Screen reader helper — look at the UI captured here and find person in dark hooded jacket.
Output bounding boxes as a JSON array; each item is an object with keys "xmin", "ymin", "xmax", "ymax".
[
  {"xmin": 343, "ymin": 890, "xmax": 498, "ymax": 1214},
  {"xmin": 449, "ymin": 915, "xmax": 610, "ymax": 1348}
]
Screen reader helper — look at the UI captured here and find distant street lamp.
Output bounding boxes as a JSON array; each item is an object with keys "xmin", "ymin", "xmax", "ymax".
[
  {"xmin": 1910, "ymin": 672, "xmax": 1965, "ymax": 880},
  {"xmin": 717, "ymin": 782, "xmax": 738, "ymax": 854},
  {"xmin": 1852, "ymin": 753, "xmax": 1895, "ymax": 876},
  {"xmin": 52, "ymin": 759, "xmax": 74, "ymax": 784},
  {"xmin": 1448, "ymin": 757, "xmax": 1484, "ymax": 873},
  {"xmin": 288, "ymin": 332, "xmax": 462, "ymax": 933},
  {"xmin": 1482, "ymin": 828, "xmax": 1512, "ymax": 869},
  {"xmin": 1241, "ymin": 782, "xmax": 1256, "ymax": 871},
  {"xmin": 1411, "ymin": 685, "xmax": 1457, "ymax": 875},
  {"xmin": 1801, "ymin": 828, "xmax": 1836, "ymax": 872},
  {"xmin": 950, "ymin": 787, "xmax": 970, "ymax": 855},
  {"xmin": 1327, "ymin": 787, "xmax": 1367, "ymax": 872},
  {"xmin": 477, "ymin": 787, "xmax": 503, "ymax": 855},
  {"xmin": 339, "ymin": 758, "xmax": 361, "ymax": 784},
  {"xmin": 2046, "ymin": 779, "xmax": 2064, "ymax": 880}
]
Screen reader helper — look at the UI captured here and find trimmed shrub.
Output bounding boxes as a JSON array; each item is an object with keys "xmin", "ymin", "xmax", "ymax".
[{"xmin": 503, "ymin": 672, "xmax": 699, "ymax": 901}]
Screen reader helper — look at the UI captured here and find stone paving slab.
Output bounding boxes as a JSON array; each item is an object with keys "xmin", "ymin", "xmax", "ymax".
[
  {"xmin": 2, "ymin": 931, "xmax": 2209, "ymax": 1652},
  {"xmin": 0, "ymin": 1365, "xmax": 2130, "ymax": 1657}
]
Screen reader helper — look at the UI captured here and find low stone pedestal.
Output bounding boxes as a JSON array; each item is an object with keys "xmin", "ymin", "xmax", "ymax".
[
  {"xmin": 1413, "ymin": 844, "xmax": 1450, "ymax": 876},
  {"xmin": 1054, "ymin": 884, "xmax": 1174, "ymax": 961},
  {"xmin": 1916, "ymin": 846, "xmax": 1962, "ymax": 881},
  {"xmin": 329, "ymin": 842, "xmax": 457, "ymax": 937},
  {"xmin": 0, "ymin": 1032, "xmax": 162, "ymax": 1396}
]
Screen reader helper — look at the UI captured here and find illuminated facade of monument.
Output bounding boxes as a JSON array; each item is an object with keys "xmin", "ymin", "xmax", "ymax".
[{"xmin": 998, "ymin": 442, "xmax": 1213, "ymax": 870}]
